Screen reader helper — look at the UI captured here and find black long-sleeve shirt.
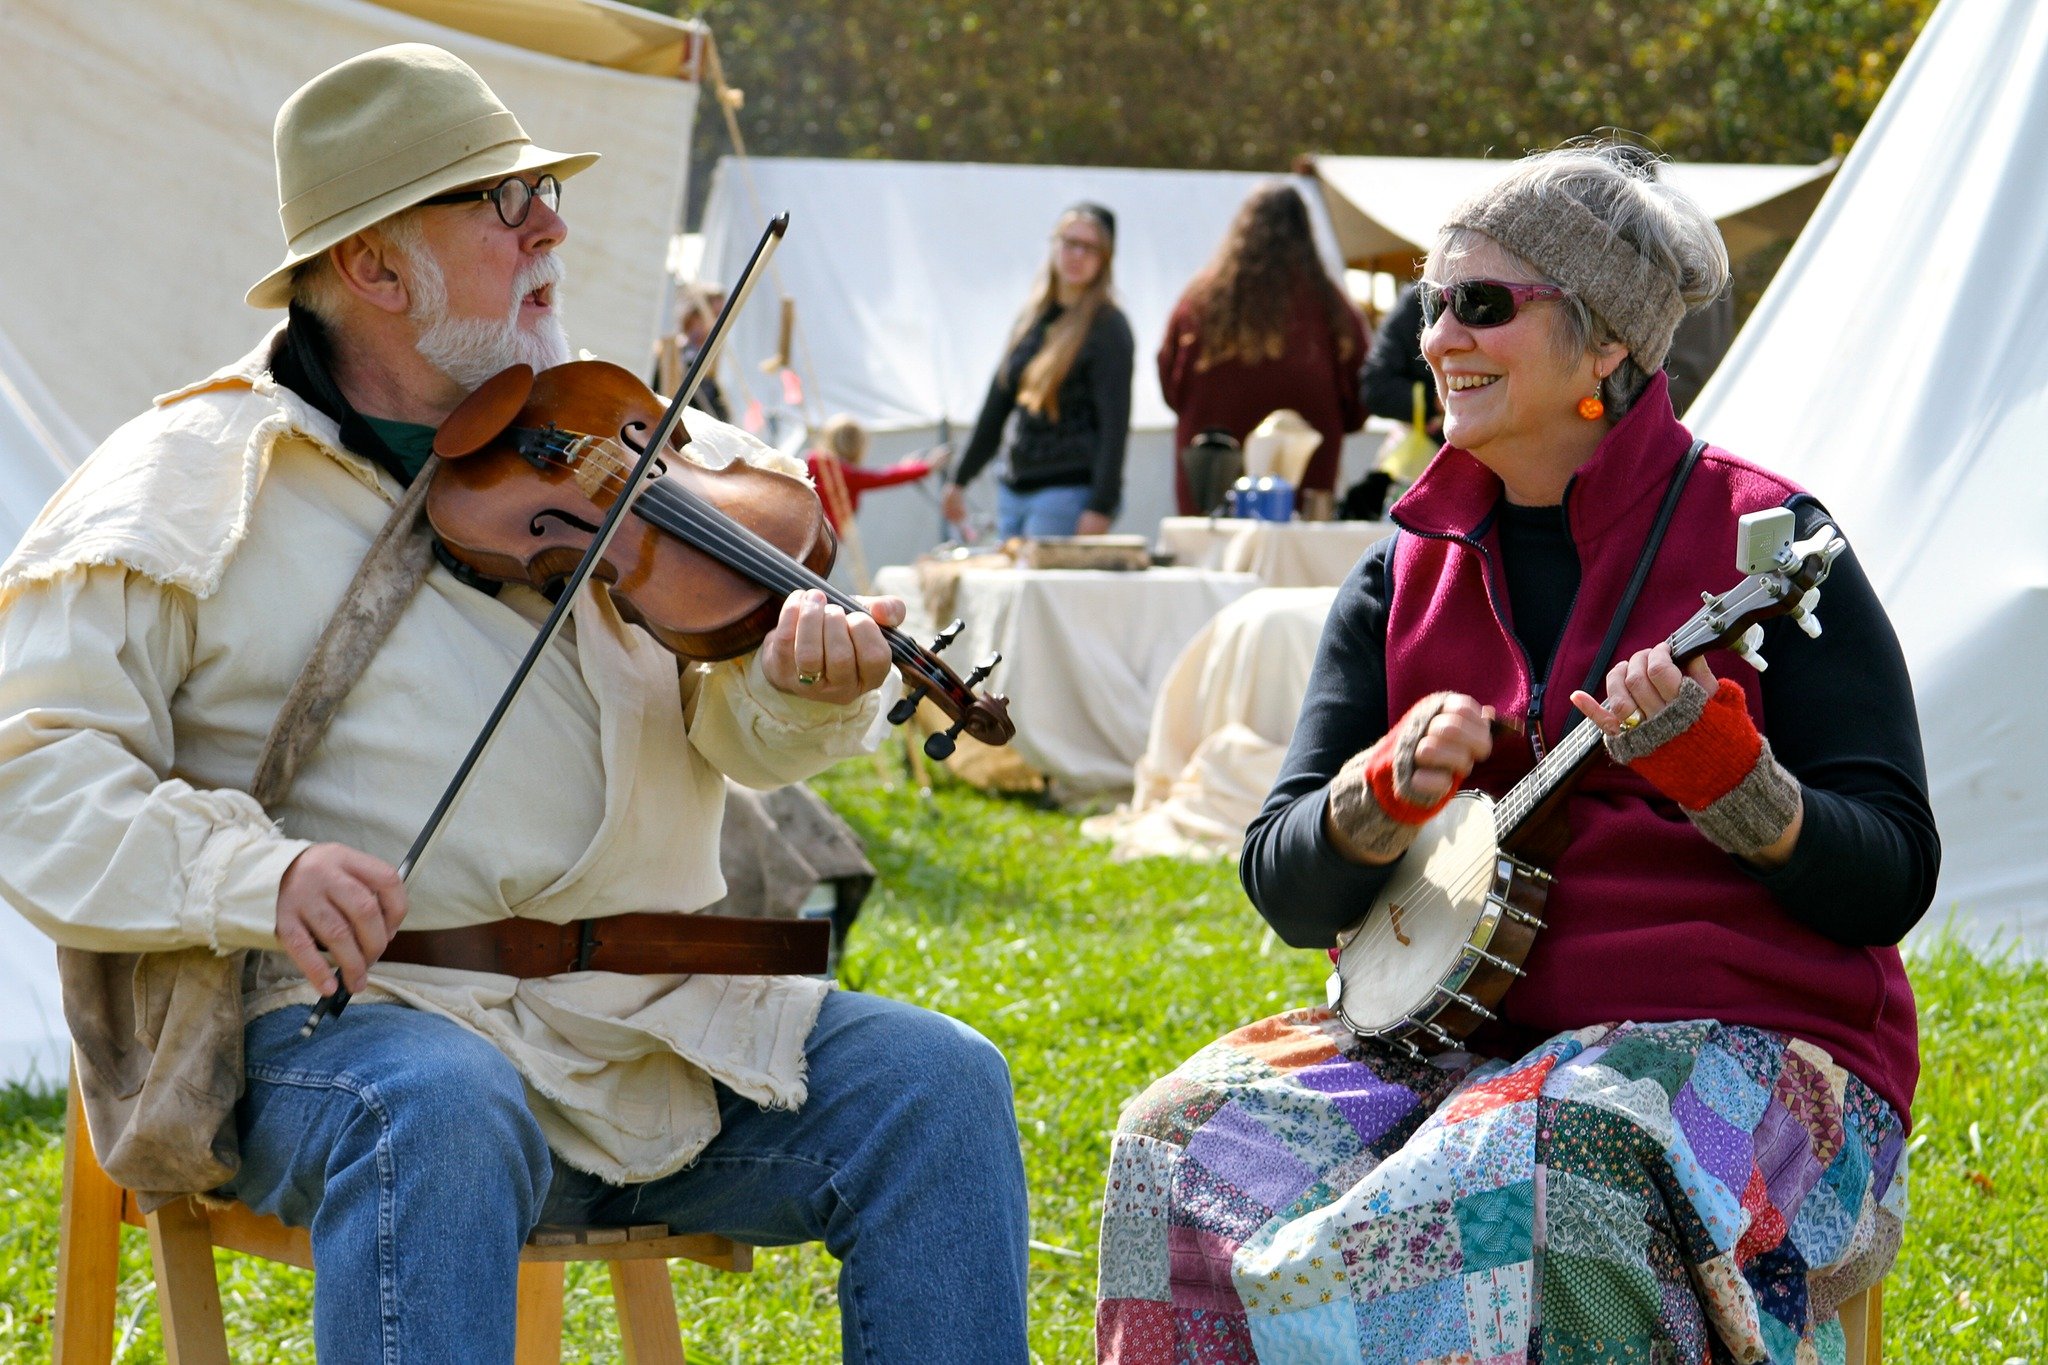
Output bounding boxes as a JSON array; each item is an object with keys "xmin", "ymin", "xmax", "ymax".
[
  {"xmin": 1358, "ymin": 284, "xmax": 1439, "ymax": 429},
  {"xmin": 1241, "ymin": 496, "xmax": 1940, "ymax": 950},
  {"xmin": 954, "ymin": 302, "xmax": 1136, "ymax": 518}
]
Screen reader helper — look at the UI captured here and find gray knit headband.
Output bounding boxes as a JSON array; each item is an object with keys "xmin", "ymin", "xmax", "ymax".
[{"xmin": 1446, "ymin": 186, "xmax": 1685, "ymax": 374}]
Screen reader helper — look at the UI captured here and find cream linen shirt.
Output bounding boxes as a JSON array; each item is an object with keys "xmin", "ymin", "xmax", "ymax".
[{"xmin": 0, "ymin": 335, "xmax": 881, "ymax": 1182}]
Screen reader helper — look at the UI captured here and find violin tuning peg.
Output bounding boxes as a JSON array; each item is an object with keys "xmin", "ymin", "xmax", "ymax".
[
  {"xmin": 887, "ymin": 684, "xmax": 929, "ymax": 727},
  {"xmin": 923, "ymin": 718, "xmax": 967, "ymax": 762},
  {"xmin": 930, "ymin": 619, "xmax": 964, "ymax": 654},
  {"xmin": 962, "ymin": 653, "xmax": 1002, "ymax": 690}
]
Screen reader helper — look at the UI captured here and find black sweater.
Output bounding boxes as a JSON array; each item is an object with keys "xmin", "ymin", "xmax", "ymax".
[
  {"xmin": 1241, "ymin": 496, "xmax": 1941, "ymax": 950},
  {"xmin": 1358, "ymin": 284, "xmax": 1439, "ymax": 428},
  {"xmin": 954, "ymin": 302, "xmax": 1136, "ymax": 517}
]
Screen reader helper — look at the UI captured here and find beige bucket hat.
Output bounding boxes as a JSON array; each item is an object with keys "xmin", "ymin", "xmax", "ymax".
[{"xmin": 247, "ymin": 43, "xmax": 598, "ymax": 308}]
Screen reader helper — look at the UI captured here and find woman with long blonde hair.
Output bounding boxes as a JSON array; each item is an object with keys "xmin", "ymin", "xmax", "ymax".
[{"xmin": 943, "ymin": 203, "xmax": 1136, "ymax": 537}]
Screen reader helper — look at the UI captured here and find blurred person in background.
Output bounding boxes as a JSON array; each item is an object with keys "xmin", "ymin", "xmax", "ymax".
[
  {"xmin": 943, "ymin": 203, "xmax": 1134, "ymax": 538},
  {"xmin": 805, "ymin": 413, "xmax": 947, "ymax": 535},
  {"xmin": 1160, "ymin": 182, "xmax": 1367, "ymax": 516},
  {"xmin": 675, "ymin": 280, "xmax": 731, "ymax": 422},
  {"xmin": 1347, "ymin": 278, "xmax": 1442, "ymax": 520}
]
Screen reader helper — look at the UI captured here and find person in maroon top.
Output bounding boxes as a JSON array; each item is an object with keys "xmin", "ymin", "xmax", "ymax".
[
  {"xmin": 1097, "ymin": 145, "xmax": 1929, "ymax": 1364},
  {"xmin": 804, "ymin": 414, "xmax": 943, "ymax": 534},
  {"xmin": 1158, "ymin": 182, "xmax": 1368, "ymax": 514}
]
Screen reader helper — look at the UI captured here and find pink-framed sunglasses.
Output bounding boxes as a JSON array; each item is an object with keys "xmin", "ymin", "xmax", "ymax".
[{"xmin": 1419, "ymin": 278, "xmax": 1568, "ymax": 328}]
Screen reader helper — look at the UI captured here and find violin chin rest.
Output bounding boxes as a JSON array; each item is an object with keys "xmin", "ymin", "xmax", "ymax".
[{"xmin": 436, "ymin": 364, "xmax": 536, "ymax": 458}]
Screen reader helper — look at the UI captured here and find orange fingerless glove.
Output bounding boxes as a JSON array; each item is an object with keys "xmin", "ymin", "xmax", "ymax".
[{"xmin": 1606, "ymin": 677, "xmax": 1800, "ymax": 857}]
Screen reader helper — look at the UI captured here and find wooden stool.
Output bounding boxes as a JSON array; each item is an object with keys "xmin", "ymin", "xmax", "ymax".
[
  {"xmin": 1841, "ymin": 1281, "xmax": 1883, "ymax": 1365},
  {"xmin": 54, "ymin": 1073, "xmax": 749, "ymax": 1364}
]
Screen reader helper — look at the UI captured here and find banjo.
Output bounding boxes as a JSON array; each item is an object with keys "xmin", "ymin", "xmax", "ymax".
[{"xmin": 1328, "ymin": 508, "xmax": 1847, "ymax": 1057}]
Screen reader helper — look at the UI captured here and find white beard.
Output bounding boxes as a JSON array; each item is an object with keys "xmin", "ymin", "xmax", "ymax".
[{"xmin": 406, "ymin": 247, "xmax": 571, "ymax": 391}]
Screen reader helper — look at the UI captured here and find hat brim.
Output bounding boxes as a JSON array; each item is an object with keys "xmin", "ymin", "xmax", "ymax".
[{"xmin": 246, "ymin": 141, "xmax": 598, "ymax": 308}]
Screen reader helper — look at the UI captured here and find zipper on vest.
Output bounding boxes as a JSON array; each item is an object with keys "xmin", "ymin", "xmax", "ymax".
[{"xmin": 1417, "ymin": 525, "xmax": 1545, "ymax": 759}]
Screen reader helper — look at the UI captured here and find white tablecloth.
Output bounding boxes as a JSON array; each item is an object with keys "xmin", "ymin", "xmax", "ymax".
[
  {"xmin": 1156, "ymin": 517, "xmax": 1394, "ymax": 587},
  {"xmin": 874, "ymin": 563, "xmax": 1262, "ymax": 795},
  {"xmin": 1084, "ymin": 587, "xmax": 1340, "ymax": 860}
]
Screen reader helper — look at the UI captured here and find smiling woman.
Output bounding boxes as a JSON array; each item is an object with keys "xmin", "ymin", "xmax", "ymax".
[
  {"xmin": 942, "ymin": 202, "xmax": 1137, "ymax": 538},
  {"xmin": 1096, "ymin": 142, "xmax": 1938, "ymax": 1364}
]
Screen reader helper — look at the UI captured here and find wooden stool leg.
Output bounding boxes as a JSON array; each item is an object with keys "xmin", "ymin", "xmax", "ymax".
[
  {"xmin": 1840, "ymin": 1282, "xmax": 1884, "ymax": 1365},
  {"xmin": 514, "ymin": 1260, "xmax": 567, "ymax": 1365},
  {"xmin": 55, "ymin": 1073, "xmax": 123, "ymax": 1365},
  {"xmin": 144, "ymin": 1199, "xmax": 230, "ymax": 1365},
  {"xmin": 607, "ymin": 1258, "xmax": 686, "ymax": 1365}
]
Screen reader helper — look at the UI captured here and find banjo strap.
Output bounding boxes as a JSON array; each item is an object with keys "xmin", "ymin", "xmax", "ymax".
[{"xmin": 1566, "ymin": 437, "xmax": 1707, "ymax": 734}]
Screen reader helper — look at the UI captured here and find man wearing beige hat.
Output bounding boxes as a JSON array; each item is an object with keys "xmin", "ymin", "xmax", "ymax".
[{"xmin": 0, "ymin": 44, "xmax": 1028, "ymax": 1361}]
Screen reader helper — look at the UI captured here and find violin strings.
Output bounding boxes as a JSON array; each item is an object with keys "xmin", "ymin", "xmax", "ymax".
[
  {"xmin": 634, "ymin": 478, "xmax": 946, "ymax": 684},
  {"xmin": 546, "ymin": 436, "xmax": 957, "ymax": 694}
]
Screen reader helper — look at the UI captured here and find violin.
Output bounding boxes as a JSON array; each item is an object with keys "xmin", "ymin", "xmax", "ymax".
[{"xmin": 426, "ymin": 358, "xmax": 1015, "ymax": 758}]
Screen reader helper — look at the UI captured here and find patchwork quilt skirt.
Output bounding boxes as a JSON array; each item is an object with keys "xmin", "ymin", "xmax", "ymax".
[{"xmin": 1097, "ymin": 1009, "xmax": 1906, "ymax": 1364}]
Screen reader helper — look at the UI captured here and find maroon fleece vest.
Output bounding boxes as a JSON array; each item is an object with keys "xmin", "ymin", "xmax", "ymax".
[{"xmin": 1385, "ymin": 374, "xmax": 1918, "ymax": 1122}]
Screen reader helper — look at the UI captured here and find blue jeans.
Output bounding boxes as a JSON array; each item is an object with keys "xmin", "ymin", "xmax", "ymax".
[
  {"xmin": 996, "ymin": 482, "xmax": 1094, "ymax": 537},
  {"xmin": 224, "ymin": 991, "xmax": 1030, "ymax": 1363}
]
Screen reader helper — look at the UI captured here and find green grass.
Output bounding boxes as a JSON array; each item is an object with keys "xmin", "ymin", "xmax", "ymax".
[{"xmin": 1, "ymin": 760, "xmax": 2042, "ymax": 1361}]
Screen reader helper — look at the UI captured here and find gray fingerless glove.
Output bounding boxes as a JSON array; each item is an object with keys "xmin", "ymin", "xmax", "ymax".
[{"xmin": 1326, "ymin": 693, "xmax": 1453, "ymax": 861}]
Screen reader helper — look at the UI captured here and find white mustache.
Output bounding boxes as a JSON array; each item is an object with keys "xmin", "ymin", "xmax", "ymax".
[{"xmin": 509, "ymin": 252, "xmax": 566, "ymax": 317}]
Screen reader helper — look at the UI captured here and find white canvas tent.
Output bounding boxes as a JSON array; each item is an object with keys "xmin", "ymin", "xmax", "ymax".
[
  {"xmin": 0, "ymin": 0, "xmax": 703, "ymax": 1086},
  {"xmin": 694, "ymin": 156, "xmax": 1387, "ymax": 568},
  {"xmin": 1688, "ymin": 0, "xmax": 2048, "ymax": 957},
  {"xmin": 1306, "ymin": 154, "xmax": 1839, "ymax": 273},
  {"xmin": 0, "ymin": 0, "xmax": 704, "ymax": 445},
  {"xmin": 0, "ymin": 322, "xmax": 85, "ymax": 1088}
]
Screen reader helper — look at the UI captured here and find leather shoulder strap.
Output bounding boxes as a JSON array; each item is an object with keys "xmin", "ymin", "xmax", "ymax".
[
  {"xmin": 1573, "ymin": 437, "xmax": 1707, "ymax": 705},
  {"xmin": 249, "ymin": 457, "xmax": 440, "ymax": 806}
]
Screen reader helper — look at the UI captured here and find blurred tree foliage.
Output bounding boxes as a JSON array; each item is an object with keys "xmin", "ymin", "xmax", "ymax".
[{"xmin": 647, "ymin": 0, "xmax": 1936, "ymax": 223}]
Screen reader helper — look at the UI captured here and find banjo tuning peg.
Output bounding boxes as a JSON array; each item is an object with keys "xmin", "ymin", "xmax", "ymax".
[
  {"xmin": 1730, "ymin": 623, "xmax": 1768, "ymax": 671},
  {"xmin": 1791, "ymin": 587, "xmax": 1823, "ymax": 639}
]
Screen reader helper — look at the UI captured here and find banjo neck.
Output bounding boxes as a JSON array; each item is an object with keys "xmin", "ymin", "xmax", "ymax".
[{"xmin": 1492, "ymin": 704, "xmax": 1608, "ymax": 852}]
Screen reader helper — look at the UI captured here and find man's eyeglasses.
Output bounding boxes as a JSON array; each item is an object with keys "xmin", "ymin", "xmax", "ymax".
[
  {"xmin": 1419, "ymin": 278, "xmax": 1566, "ymax": 329},
  {"xmin": 420, "ymin": 173, "xmax": 561, "ymax": 228}
]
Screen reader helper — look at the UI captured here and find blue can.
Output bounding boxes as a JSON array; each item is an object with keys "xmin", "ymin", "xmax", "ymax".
[
  {"xmin": 1252, "ymin": 475, "xmax": 1295, "ymax": 521},
  {"xmin": 1226, "ymin": 476, "xmax": 1259, "ymax": 518}
]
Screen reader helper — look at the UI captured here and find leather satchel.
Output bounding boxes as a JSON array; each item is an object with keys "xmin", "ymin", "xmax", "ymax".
[{"xmin": 63, "ymin": 459, "xmax": 441, "ymax": 1205}]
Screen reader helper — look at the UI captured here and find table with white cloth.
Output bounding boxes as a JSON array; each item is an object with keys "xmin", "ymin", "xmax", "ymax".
[
  {"xmin": 1083, "ymin": 586, "xmax": 1341, "ymax": 861},
  {"xmin": 873, "ymin": 562, "xmax": 1261, "ymax": 797},
  {"xmin": 1155, "ymin": 517, "xmax": 1393, "ymax": 587}
]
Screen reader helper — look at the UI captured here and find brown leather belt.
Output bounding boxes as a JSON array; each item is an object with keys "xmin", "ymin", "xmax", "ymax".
[{"xmin": 383, "ymin": 913, "xmax": 830, "ymax": 978}]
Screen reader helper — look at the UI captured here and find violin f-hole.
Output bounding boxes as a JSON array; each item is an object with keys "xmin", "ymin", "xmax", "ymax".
[{"xmin": 532, "ymin": 508, "xmax": 603, "ymax": 537}]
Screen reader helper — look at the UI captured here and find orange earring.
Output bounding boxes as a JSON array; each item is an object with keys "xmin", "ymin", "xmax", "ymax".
[{"xmin": 1577, "ymin": 393, "xmax": 1606, "ymax": 421}]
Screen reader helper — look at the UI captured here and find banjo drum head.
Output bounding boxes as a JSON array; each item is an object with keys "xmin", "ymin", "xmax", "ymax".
[{"xmin": 1331, "ymin": 790, "xmax": 1500, "ymax": 1036}]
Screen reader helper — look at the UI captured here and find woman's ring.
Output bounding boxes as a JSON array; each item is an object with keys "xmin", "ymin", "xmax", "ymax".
[{"xmin": 796, "ymin": 671, "xmax": 819, "ymax": 686}]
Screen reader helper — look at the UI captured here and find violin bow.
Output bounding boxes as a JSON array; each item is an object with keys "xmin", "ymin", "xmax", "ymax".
[{"xmin": 302, "ymin": 215, "xmax": 790, "ymax": 1036}]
